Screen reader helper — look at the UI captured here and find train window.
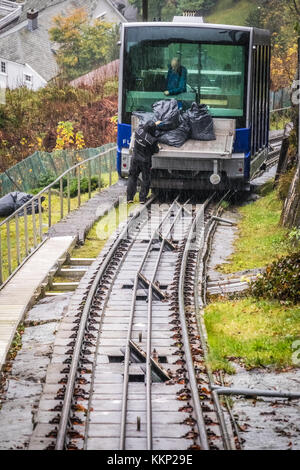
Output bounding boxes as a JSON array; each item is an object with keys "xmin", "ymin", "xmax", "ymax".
[{"xmin": 122, "ymin": 26, "xmax": 249, "ymax": 127}]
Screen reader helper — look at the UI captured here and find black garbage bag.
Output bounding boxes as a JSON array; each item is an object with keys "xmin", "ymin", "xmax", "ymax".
[
  {"xmin": 157, "ymin": 115, "xmax": 191, "ymax": 147},
  {"xmin": 0, "ymin": 191, "xmax": 45, "ymax": 217},
  {"xmin": 184, "ymin": 103, "xmax": 216, "ymax": 141},
  {"xmin": 152, "ymin": 99, "xmax": 180, "ymax": 131},
  {"xmin": 132, "ymin": 111, "xmax": 156, "ymax": 126},
  {"xmin": 0, "ymin": 192, "xmax": 17, "ymax": 217},
  {"xmin": 18, "ymin": 193, "xmax": 45, "ymax": 216}
]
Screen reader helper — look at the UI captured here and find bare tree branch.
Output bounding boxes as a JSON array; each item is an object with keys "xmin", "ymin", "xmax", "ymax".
[{"xmin": 292, "ymin": 0, "xmax": 300, "ymax": 17}]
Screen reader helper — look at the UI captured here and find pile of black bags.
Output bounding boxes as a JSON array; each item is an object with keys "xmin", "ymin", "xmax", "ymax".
[
  {"xmin": 133, "ymin": 99, "xmax": 216, "ymax": 148},
  {"xmin": 0, "ymin": 192, "xmax": 45, "ymax": 217}
]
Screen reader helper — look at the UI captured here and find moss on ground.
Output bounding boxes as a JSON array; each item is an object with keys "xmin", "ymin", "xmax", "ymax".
[
  {"xmin": 218, "ymin": 188, "xmax": 289, "ymax": 273},
  {"xmin": 204, "ymin": 298, "xmax": 300, "ymax": 373},
  {"xmin": 72, "ymin": 194, "xmax": 140, "ymax": 259}
]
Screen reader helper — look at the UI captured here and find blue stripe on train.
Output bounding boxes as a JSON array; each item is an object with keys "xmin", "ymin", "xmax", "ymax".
[
  {"xmin": 233, "ymin": 128, "xmax": 251, "ymax": 154},
  {"xmin": 117, "ymin": 122, "xmax": 131, "ymax": 175}
]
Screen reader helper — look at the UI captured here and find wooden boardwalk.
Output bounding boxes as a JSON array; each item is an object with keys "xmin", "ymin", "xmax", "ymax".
[{"xmin": 0, "ymin": 236, "xmax": 75, "ymax": 369}]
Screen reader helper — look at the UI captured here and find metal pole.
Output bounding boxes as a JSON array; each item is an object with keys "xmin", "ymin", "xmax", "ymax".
[
  {"xmin": 298, "ymin": 37, "xmax": 300, "ymax": 160},
  {"xmin": 15, "ymin": 215, "xmax": 20, "ymax": 266},
  {"xmin": 32, "ymin": 200, "xmax": 37, "ymax": 248},
  {"xmin": 212, "ymin": 385, "xmax": 300, "ymax": 399},
  {"xmin": 0, "ymin": 229, "xmax": 2, "ymax": 285},
  {"xmin": 88, "ymin": 160, "xmax": 91, "ymax": 199},
  {"xmin": 24, "ymin": 205, "xmax": 28, "ymax": 256},
  {"xmin": 6, "ymin": 222, "xmax": 11, "ymax": 276},
  {"xmin": 77, "ymin": 166, "xmax": 81, "ymax": 207},
  {"xmin": 48, "ymin": 189, "xmax": 52, "ymax": 228},
  {"xmin": 67, "ymin": 173, "xmax": 70, "ymax": 214},
  {"xmin": 142, "ymin": 0, "xmax": 148, "ymax": 21},
  {"xmin": 38, "ymin": 196, "xmax": 42, "ymax": 241},
  {"xmin": 60, "ymin": 178, "xmax": 64, "ymax": 220},
  {"xmin": 98, "ymin": 157, "xmax": 102, "ymax": 192}
]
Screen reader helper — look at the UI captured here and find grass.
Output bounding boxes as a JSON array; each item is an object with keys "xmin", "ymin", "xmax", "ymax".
[
  {"xmin": 270, "ymin": 114, "xmax": 292, "ymax": 131},
  {"xmin": 73, "ymin": 195, "xmax": 140, "ymax": 258},
  {"xmin": 206, "ymin": 0, "xmax": 257, "ymax": 26},
  {"xmin": 217, "ymin": 188, "xmax": 289, "ymax": 273},
  {"xmin": 204, "ymin": 298, "xmax": 300, "ymax": 373},
  {"xmin": 0, "ymin": 172, "xmax": 118, "ymax": 282}
]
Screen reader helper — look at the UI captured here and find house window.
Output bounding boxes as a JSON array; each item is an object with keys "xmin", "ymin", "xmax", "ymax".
[
  {"xmin": 24, "ymin": 74, "xmax": 32, "ymax": 83},
  {"xmin": 1, "ymin": 62, "xmax": 6, "ymax": 74}
]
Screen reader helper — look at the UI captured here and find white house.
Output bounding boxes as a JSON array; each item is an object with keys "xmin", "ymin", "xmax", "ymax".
[{"xmin": 0, "ymin": 0, "xmax": 128, "ymax": 92}]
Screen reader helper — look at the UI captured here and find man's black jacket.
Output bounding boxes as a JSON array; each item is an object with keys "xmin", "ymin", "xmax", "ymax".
[{"xmin": 133, "ymin": 127, "xmax": 159, "ymax": 165}]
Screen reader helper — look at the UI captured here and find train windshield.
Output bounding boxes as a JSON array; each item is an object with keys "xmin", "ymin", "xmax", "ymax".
[{"xmin": 122, "ymin": 26, "xmax": 249, "ymax": 127}]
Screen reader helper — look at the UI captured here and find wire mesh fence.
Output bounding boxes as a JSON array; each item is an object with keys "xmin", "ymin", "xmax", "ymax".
[
  {"xmin": 0, "ymin": 143, "xmax": 116, "ymax": 197},
  {"xmin": 0, "ymin": 145, "xmax": 117, "ymax": 287}
]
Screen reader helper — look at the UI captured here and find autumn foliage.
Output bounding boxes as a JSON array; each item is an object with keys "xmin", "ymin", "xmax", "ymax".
[
  {"xmin": 0, "ymin": 83, "xmax": 118, "ymax": 172},
  {"xmin": 271, "ymin": 44, "xmax": 298, "ymax": 91}
]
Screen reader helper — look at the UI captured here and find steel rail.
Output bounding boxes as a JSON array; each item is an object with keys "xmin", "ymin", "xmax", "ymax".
[
  {"xmin": 146, "ymin": 200, "xmax": 190, "ymax": 449},
  {"xmin": 55, "ymin": 196, "xmax": 154, "ymax": 450},
  {"xmin": 194, "ymin": 191, "xmax": 233, "ymax": 450},
  {"xmin": 119, "ymin": 198, "xmax": 182, "ymax": 449},
  {"xmin": 212, "ymin": 386, "xmax": 300, "ymax": 399},
  {"xmin": 177, "ymin": 196, "xmax": 215, "ymax": 451}
]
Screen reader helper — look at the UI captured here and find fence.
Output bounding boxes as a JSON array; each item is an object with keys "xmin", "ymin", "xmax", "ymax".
[
  {"xmin": 270, "ymin": 88, "xmax": 292, "ymax": 111},
  {"xmin": 0, "ymin": 143, "xmax": 116, "ymax": 197},
  {"xmin": 0, "ymin": 145, "xmax": 117, "ymax": 288}
]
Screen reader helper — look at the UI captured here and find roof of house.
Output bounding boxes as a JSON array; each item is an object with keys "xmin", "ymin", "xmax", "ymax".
[{"xmin": 0, "ymin": 0, "xmax": 127, "ymax": 82}]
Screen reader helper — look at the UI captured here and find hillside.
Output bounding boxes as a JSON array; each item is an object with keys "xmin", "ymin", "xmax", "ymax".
[{"xmin": 205, "ymin": 0, "xmax": 258, "ymax": 26}]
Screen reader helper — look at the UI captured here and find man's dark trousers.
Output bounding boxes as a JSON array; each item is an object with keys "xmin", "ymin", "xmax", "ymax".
[{"xmin": 127, "ymin": 156, "xmax": 151, "ymax": 202}]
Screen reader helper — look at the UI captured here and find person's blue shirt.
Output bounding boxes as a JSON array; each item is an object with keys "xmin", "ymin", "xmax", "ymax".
[{"xmin": 166, "ymin": 65, "xmax": 187, "ymax": 95}]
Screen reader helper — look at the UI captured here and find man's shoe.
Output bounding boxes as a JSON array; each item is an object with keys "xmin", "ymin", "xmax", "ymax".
[
  {"xmin": 140, "ymin": 200, "xmax": 146, "ymax": 204},
  {"xmin": 127, "ymin": 200, "xmax": 134, "ymax": 203}
]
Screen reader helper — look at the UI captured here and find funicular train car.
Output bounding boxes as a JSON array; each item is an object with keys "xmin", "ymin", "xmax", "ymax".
[{"xmin": 117, "ymin": 18, "xmax": 271, "ymax": 191}]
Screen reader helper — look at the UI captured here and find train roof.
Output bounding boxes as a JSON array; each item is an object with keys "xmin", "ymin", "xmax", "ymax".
[{"xmin": 122, "ymin": 22, "xmax": 271, "ymax": 46}]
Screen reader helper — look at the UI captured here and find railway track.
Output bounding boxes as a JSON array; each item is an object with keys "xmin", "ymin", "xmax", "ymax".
[{"xmin": 29, "ymin": 194, "xmax": 234, "ymax": 451}]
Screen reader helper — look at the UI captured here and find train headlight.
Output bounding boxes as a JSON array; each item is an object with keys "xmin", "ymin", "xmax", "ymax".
[{"xmin": 210, "ymin": 173, "xmax": 221, "ymax": 185}]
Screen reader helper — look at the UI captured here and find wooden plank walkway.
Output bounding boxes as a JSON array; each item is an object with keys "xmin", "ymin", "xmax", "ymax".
[{"xmin": 0, "ymin": 236, "xmax": 75, "ymax": 370}]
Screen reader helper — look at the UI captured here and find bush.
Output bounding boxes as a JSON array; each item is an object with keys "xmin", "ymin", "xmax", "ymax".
[
  {"xmin": 37, "ymin": 172, "xmax": 57, "ymax": 188},
  {"xmin": 34, "ymin": 172, "xmax": 103, "ymax": 197},
  {"xmin": 250, "ymin": 252, "xmax": 300, "ymax": 304},
  {"xmin": 65, "ymin": 175, "xmax": 102, "ymax": 197}
]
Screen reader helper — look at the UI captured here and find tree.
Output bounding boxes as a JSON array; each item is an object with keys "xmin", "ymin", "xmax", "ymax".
[
  {"xmin": 128, "ymin": 0, "xmax": 178, "ymax": 21},
  {"xmin": 176, "ymin": 0, "xmax": 217, "ymax": 15},
  {"xmin": 106, "ymin": 24, "xmax": 121, "ymax": 62},
  {"xmin": 49, "ymin": 8, "xmax": 112, "ymax": 80}
]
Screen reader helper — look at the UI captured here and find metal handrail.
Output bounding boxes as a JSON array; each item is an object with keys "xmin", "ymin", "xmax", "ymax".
[
  {"xmin": 270, "ymin": 106, "xmax": 292, "ymax": 114},
  {"xmin": 0, "ymin": 145, "xmax": 117, "ymax": 286}
]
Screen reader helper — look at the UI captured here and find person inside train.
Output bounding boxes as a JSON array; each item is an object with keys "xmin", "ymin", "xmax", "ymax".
[
  {"xmin": 164, "ymin": 57, "xmax": 187, "ymax": 96},
  {"xmin": 127, "ymin": 120, "xmax": 160, "ymax": 204}
]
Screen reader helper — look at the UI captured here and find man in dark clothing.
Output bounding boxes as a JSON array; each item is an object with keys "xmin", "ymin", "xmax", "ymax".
[{"xmin": 127, "ymin": 120, "xmax": 160, "ymax": 204}]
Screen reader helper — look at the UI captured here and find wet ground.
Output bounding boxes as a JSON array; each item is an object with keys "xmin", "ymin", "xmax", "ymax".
[
  {"xmin": 0, "ymin": 294, "xmax": 72, "ymax": 449},
  {"xmin": 206, "ymin": 188, "xmax": 300, "ymax": 451},
  {"xmin": 228, "ymin": 367, "xmax": 300, "ymax": 450}
]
